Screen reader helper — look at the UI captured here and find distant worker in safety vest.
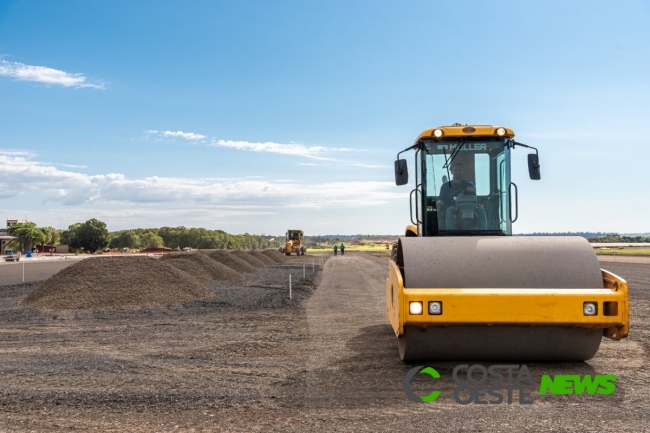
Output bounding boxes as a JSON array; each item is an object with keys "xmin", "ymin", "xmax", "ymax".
[
  {"xmin": 340, "ymin": 243, "xmax": 345, "ymax": 256},
  {"xmin": 333, "ymin": 244, "xmax": 338, "ymax": 256}
]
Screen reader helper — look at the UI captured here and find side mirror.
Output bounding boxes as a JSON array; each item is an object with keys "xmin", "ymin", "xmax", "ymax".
[
  {"xmin": 394, "ymin": 159, "xmax": 409, "ymax": 185},
  {"xmin": 528, "ymin": 154, "xmax": 541, "ymax": 180}
]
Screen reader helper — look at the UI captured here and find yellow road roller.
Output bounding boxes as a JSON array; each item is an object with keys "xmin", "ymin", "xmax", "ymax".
[{"xmin": 387, "ymin": 124, "xmax": 628, "ymax": 361}]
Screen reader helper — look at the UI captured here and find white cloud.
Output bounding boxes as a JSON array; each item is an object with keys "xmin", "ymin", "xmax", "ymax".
[
  {"xmin": 60, "ymin": 164, "xmax": 88, "ymax": 169},
  {"xmin": 0, "ymin": 59, "xmax": 104, "ymax": 89},
  {"xmin": 211, "ymin": 139, "xmax": 355, "ymax": 160},
  {"xmin": 0, "ymin": 149, "xmax": 36, "ymax": 157},
  {"xmin": 150, "ymin": 133, "xmax": 386, "ymax": 168},
  {"xmin": 0, "ymin": 152, "xmax": 401, "ymax": 208},
  {"xmin": 162, "ymin": 130, "xmax": 206, "ymax": 140}
]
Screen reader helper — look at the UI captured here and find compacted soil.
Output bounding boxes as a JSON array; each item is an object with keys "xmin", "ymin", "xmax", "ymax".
[{"xmin": 0, "ymin": 253, "xmax": 648, "ymax": 432}]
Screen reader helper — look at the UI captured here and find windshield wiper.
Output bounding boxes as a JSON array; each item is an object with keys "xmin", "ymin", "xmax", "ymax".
[
  {"xmin": 443, "ymin": 148, "xmax": 451, "ymax": 189},
  {"xmin": 442, "ymin": 138, "xmax": 465, "ymax": 189},
  {"xmin": 443, "ymin": 137, "xmax": 466, "ymax": 169}
]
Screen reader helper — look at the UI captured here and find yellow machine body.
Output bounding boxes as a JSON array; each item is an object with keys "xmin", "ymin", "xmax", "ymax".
[
  {"xmin": 415, "ymin": 125, "xmax": 515, "ymax": 142},
  {"xmin": 386, "ymin": 260, "xmax": 629, "ymax": 341}
]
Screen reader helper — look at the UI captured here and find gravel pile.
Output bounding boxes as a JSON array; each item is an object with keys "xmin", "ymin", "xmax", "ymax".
[
  {"xmin": 157, "ymin": 257, "xmax": 214, "ymax": 283},
  {"xmin": 160, "ymin": 252, "xmax": 243, "ymax": 282},
  {"xmin": 201, "ymin": 250, "xmax": 259, "ymax": 273},
  {"xmin": 261, "ymin": 250, "xmax": 287, "ymax": 263},
  {"xmin": 21, "ymin": 256, "xmax": 212, "ymax": 311},
  {"xmin": 248, "ymin": 251, "xmax": 276, "ymax": 265},
  {"xmin": 230, "ymin": 250, "xmax": 267, "ymax": 268}
]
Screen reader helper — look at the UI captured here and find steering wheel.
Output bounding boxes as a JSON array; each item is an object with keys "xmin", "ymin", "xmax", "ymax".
[{"xmin": 451, "ymin": 187, "xmax": 476, "ymax": 199}]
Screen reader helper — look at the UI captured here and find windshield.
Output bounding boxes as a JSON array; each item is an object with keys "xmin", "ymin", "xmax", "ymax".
[
  {"xmin": 421, "ymin": 138, "xmax": 511, "ymax": 235},
  {"xmin": 288, "ymin": 231, "xmax": 301, "ymax": 240}
]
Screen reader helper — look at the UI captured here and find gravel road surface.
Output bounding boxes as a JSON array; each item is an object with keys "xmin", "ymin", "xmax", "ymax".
[
  {"xmin": 0, "ymin": 253, "xmax": 648, "ymax": 432},
  {"xmin": 0, "ymin": 260, "xmax": 78, "ymax": 285}
]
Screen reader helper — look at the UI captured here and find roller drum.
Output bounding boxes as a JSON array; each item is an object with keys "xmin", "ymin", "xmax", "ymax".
[
  {"xmin": 397, "ymin": 236, "xmax": 603, "ymax": 289},
  {"xmin": 399, "ymin": 325, "xmax": 602, "ymax": 362}
]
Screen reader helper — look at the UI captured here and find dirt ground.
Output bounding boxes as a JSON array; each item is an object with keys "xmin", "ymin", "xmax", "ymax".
[{"xmin": 0, "ymin": 253, "xmax": 648, "ymax": 432}]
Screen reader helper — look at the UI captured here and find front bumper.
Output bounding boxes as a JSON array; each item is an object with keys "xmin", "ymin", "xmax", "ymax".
[{"xmin": 386, "ymin": 261, "xmax": 628, "ymax": 340}]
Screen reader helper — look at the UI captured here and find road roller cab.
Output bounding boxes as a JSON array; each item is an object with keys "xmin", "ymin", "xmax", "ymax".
[{"xmin": 388, "ymin": 124, "xmax": 629, "ymax": 361}]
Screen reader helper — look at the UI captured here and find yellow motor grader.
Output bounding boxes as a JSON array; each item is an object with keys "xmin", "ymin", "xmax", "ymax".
[
  {"xmin": 387, "ymin": 124, "xmax": 629, "ymax": 361},
  {"xmin": 280, "ymin": 229, "xmax": 306, "ymax": 256}
]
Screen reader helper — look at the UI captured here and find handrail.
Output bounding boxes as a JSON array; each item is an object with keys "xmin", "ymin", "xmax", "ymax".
[
  {"xmin": 509, "ymin": 182, "xmax": 519, "ymax": 223},
  {"xmin": 409, "ymin": 188, "xmax": 417, "ymax": 225}
]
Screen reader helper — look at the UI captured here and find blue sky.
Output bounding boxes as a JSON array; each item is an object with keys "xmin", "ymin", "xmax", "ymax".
[{"xmin": 1, "ymin": 0, "xmax": 648, "ymax": 235}]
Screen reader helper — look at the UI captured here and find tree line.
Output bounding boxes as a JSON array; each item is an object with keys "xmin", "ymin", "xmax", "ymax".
[
  {"xmin": 6, "ymin": 222, "xmax": 62, "ymax": 252},
  {"xmin": 109, "ymin": 227, "xmax": 278, "ymax": 251},
  {"xmin": 305, "ymin": 234, "xmax": 398, "ymax": 244},
  {"xmin": 588, "ymin": 235, "xmax": 650, "ymax": 243},
  {"xmin": 6, "ymin": 220, "xmax": 279, "ymax": 253},
  {"xmin": 515, "ymin": 232, "xmax": 618, "ymax": 238},
  {"xmin": 7, "ymin": 219, "xmax": 113, "ymax": 253}
]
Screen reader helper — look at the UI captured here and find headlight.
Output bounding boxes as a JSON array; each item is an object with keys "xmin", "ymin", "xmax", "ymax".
[
  {"xmin": 409, "ymin": 301, "xmax": 423, "ymax": 315},
  {"xmin": 583, "ymin": 302, "xmax": 598, "ymax": 316},
  {"xmin": 496, "ymin": 127, "xmax": 506, "ymax": 136},
  {"xmin": 428, "ymin": 301, "xmax": 442, "ymax": 315},
  {"xmin": 433, "ymin": 129, "xmax": 443, "ymax": 138}
]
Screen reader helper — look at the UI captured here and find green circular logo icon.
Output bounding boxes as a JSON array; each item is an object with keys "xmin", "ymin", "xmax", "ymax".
[{"xmin": 403, "ymin": 366, "xmax": 441, "ymax": 403}]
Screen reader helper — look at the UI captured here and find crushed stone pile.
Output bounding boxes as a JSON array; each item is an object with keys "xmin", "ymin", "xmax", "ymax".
[
  {"xmin": 230, "ymin": 250, "xmax": 267, "ymax": 268},
  {"xmin": 248, "ymin": 251, "xmax": 276, "ymax": 265},
  {"xmin": 157, "ymin": 256, "xmax": 214, "ymax": 283},
  {"xmin": 160, "ymin": 252, "xmax": 243, "ymax": 282},
  {"xmin": 21, "ymin": 256, "xmax": 212, "ymax": 311},
  {"xmin": 261, "ymin": 250, "xmax": 287, "ymax": 263},
  {"xmin": 201, "ymin": 250, "xmax": 259, "ymax": 273}
]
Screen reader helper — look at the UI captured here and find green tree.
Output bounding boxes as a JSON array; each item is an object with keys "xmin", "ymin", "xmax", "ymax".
[
  {"xmin": 39, "ymin": 226, "xmax": 62, "ymax": 246},
  {"xmin": 140, "ymin": 231, "xmax": 164, "ymax": 249},
  {"xmin": 7, "ymin": 222, "xmax": 46, "ymax": 252},
  {"xmin": 109, "ymin": 231, "xmax": 141, "ymax": 249},
  {"xmin": 75, "ymin": 219, "xmax": 110, "ymax": 253},
  {"xmin": 60, "ymin": 223, "xmax": 82, "ymax": 249}
]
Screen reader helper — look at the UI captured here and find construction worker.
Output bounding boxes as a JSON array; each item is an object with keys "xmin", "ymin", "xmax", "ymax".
[
  {"xmin": 340, "ymin": 243, "xmax": 345, "ymax": 256},
  {"xmin": 333, "ymin": 244, "xmax": 338, "ymax": 256}
]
